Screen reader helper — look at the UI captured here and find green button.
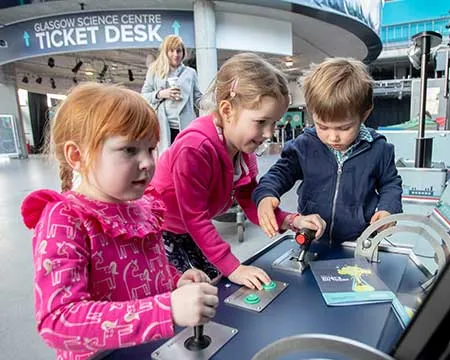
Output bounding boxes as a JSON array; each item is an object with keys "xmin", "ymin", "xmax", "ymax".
[
  {"xmin": 262, "ymin": 281, "xmax": 277, "ymax": 291},
  {"xmin": 244, "ymin": 294, "xmax": 260, "ymax": 304}
]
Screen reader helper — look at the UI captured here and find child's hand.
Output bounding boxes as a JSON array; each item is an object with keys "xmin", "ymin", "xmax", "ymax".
[
  {"xmin": 257, "ymin": 196, "xmax": 280, "ymax": 238},
  {"xmin": 177, "ymin": 269, "xmax": 210, "ymax": 288},
  {"xmin": 171, "ymin": 283, "xmax": 219, "ymax": 327},
  {"xmin": 370, "ymin": 210, "xmax": 393, "ymax": 231},
  {"xmin": 293, "ymin": 214, "xmax": 326, "ymax": 239},
  {"xmin": 228, "ymin": 265, "xmax": 271, "ymax": 290}
]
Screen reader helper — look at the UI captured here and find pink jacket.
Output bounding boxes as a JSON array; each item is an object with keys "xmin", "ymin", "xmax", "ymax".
[
  {"xmin": 21, "ymin": 187, "xmax": 181, "ymax": 359},
  {"xmin": 151, "ymin": 114, "xmax": 288, "ymax": 276}
]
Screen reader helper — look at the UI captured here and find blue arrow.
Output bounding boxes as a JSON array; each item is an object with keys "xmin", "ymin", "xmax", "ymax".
[
  {"xmin": 23, "ymin": 32, "xmax": 30, "ymax": 47},
  {"xmin": 172, "ymin": 20, "xmax": 181, "ymax": 35}
]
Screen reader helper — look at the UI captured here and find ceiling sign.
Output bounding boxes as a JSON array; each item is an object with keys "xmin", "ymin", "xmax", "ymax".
[{"xmin": 0, "ymin": 10, "xmax": 194, "ymax": 65}]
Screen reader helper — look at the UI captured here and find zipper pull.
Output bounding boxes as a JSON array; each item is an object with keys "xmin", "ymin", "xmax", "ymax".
[{"xmin": 337, "ymin": 164, "xmax": 343, "ymax": 174}]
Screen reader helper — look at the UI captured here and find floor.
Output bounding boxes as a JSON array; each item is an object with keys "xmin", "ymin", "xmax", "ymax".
[
  {"xmin": 0, "ymin": 154, "xmax": 441, "ymax": 359},
  {"xmin": 0, "ymin": 154, "xmax": 299, "ymax": 359}
]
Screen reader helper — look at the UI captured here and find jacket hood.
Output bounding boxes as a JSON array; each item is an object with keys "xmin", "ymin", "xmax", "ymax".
[
  {"xmin": 175, "ymin": 114, "xmax": 258, "ymax": 177},
  {"xmin": 21, "ymin": 189, "xmax": 64, "ymax": 229}
]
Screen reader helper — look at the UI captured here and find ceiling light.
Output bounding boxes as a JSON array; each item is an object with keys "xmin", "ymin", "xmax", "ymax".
[
  {"xmin": 85, "ymin": 71, "xmax": 94, "ymax": 76},
  {"xmin": 22, "ymin": 75, "xmax": 28, "ymax": 83},
  {"xmin": 285, "ymin": 60, "xmax": 294, "ymax": 67},
  {"xmin": 50, "ymin": 78, "xmax": 56, "ymax": 89},
  {"xmin": 35, "ymin": 76, "xmax": 42, "ymax": 84},
  {"xmin": 99, "ymin": 64, "xmax": 108, "ymax": 79},
  {"xmin": 407, "ymin": 44, "xmax": 421, "ymax": 70},
  {"xmin": 48, "ymin": 57, "xmax": 55, "ymax": 68},
  {"xmin": 128, "ymin": 69, "xmax": 134, "ymax": 82},
  {"xmin": 72, "ymin": 60, "xmax": 83, "ymax": 73}
]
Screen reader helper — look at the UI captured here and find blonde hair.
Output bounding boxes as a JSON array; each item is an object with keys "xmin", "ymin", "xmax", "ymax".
[
  {"xmin": 202, "ymin": 53, "xmax": 289, "ymax": 125},
  {"xmin": 150, "ymin": 35, "xmax": 186, "ymax": 79},
  {"xmin": 302, "ymin": 57, "xmax": 374, "ymax": 122},
  {"xmin": 49, "ymin": 82, "xmax": 159, "ymax": 192}
]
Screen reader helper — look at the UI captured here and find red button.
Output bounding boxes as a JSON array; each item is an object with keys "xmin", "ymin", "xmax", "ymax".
[{"xmin": 295, "ymin": 234, "xmax": 306, "ymax": 245}]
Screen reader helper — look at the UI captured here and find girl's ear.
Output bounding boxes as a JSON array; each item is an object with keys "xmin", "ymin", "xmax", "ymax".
[
  {"xmin": 218, "ymin": 100, "xmax": 234, "ymax": 124},
  {"xmin": 64, "ymin": 141, "xmax": 82, "ymax": 171}
]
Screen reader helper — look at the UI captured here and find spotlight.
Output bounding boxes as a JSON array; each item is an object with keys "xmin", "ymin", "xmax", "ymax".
[
  {"xmin": 128, "ymin": 69, "xmax": 134, "ymax": 82},
  {"xmin": 50, "ymin": 78, "xmax": 56, "ymax": 89},
  {"xmin": 35, "ymin": 76, "xmax": 42, "ymax": 84},
  {"xmin": 48, "ymin": 57, "xmax": 55, "ymax": 68},
  {"xmin": 73, "ymin": 77, "xmax": 78, "ymax": 84},
  {"xmin": 22, "ymin": 75, "xmax": 29, "ymax": 84},
  {"xmin": 72, "ymin": 60, "xmax": 83, "ymax": 73},
  {"xmin": 99, "ymin": 64, "xmax": 108, "ymax": 79},
  {"xmin": 407, "ymin": 44, "xmax": 421, "ymax": 70}
]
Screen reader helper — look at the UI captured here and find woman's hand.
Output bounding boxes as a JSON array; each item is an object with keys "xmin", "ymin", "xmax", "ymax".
[{"xmin": 158, "ymin": 87, "xmax": 181, "ymax": 101}]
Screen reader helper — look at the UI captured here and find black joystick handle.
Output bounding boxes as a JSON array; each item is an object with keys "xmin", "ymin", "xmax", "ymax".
[
  {"xmin": 184, "ymin": 325, "xmax": 211, "ymax": 351},
  {"xmin": 194, "ymin": 325, "xmax": 204, "ymax": 342},
  {"xmin": 295, "ymin": 228, "xmax": 316, "ymax": 262}
]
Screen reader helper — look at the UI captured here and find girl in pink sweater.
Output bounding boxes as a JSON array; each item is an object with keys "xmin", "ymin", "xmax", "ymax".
[
  {"xmin": 152, "ymin": 53, "xmax": 326, "ymax": 290},
  {"xmin": 21, "ymin": 83, "xmax": 218, "ymax": 359}
]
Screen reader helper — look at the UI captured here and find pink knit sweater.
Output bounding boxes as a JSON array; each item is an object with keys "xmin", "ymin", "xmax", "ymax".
[{"xmin": 21, "ymin": 187, "xmax": 181, "ymax": 359}]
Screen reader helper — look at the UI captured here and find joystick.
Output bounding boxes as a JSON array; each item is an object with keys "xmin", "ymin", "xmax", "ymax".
[
  {"xmin": 294, "ymin": 228, "xmax": 316, "ymax": 271},
  {"xmin": 152, "ymin": 322, "xmax": 238, "ymax": 359},
  {"xmin": 272, "ymin": 228, "xmax": 318, "ymax": 274},
  {"xmin": 184, "ymin": 325, "xmax": 212, "ymax": 351}
]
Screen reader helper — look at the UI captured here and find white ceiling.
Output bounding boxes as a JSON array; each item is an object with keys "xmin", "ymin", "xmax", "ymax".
[{"xmin": 0, "ymin": 0, "xmax": 380, "ymax": 94}]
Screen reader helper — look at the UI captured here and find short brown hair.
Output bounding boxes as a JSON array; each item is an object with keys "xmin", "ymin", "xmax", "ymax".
[
  {"xmin": 302, "ymin": 57, "xmax": 373, "ymax": 122},
  {"xmin": 49, "ymin": 82, "xmax": 159, "ymax": 192},
  {"xmin": 202, "ymin": 53, "xmax": 289, "ymax": 125}
]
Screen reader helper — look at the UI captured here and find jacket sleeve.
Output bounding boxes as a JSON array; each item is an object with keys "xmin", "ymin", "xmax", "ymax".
[
  {"xmin": 236, "ymin": 178, "xmax": 290, "ymax": 227},
  {"xmin": 252, "ymin": 140, "xmax": 303, "ymax": 206},
  {"xmin": 32, "ymin": 202, "xmax": 175, "ymax": 353},
  {"xmin": 172, "ymin": 147, "xmax": 240, "ymax": 277},
  {"xmin": 141, "ymin": 69, "xmax": 163, "ymax": 108},
  {"xmin": 192, "ymin": 69, "xmax": 202, "ymax": 110},
  {"xmin": 376, "ymin": 143, "xmax": 403, "ymax": 214}
]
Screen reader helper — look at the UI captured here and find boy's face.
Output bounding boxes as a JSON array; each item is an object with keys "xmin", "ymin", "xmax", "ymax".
[{"xmin": 313, "ymin": 113, "xmax": 362, "ymax": 152}]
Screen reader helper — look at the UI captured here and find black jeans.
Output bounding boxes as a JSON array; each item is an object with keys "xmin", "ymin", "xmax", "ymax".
[
  {"xmin": 170, "ymin": 128, "xmax": 179, "ymax": 144},
  {"xmin": 162, "ymin": 230, "xmax": 220, "ymax": 280}
]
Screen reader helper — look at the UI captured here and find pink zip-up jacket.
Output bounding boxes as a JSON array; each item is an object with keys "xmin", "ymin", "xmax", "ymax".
[
  {"xmin": 21, "ymin": 187, "xmax": 181, "ymax": 360},
  {"xmin": 151, "ymin": 114, "xmax": 288, "ymax": 276}
]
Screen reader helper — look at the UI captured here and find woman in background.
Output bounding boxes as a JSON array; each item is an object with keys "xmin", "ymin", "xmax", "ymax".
[{"xmin": 142, "ymin": 35, "xmax": 202, "ymax": 153}]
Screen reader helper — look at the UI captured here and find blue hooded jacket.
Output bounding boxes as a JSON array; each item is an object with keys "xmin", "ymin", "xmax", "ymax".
[{"xmin": 253, "ymin": 127, "xmax": 403, "ymax": 244}]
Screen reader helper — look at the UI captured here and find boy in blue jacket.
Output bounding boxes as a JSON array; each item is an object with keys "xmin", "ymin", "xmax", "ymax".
[{"xmin": 253, "ymin": 57, "xmax": 402, "ymax": 245}]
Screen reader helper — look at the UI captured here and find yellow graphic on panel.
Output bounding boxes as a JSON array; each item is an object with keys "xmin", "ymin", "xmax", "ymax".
[{"xmin": 337, "ymin": 265, "xmax": 375, "ymax": 292}]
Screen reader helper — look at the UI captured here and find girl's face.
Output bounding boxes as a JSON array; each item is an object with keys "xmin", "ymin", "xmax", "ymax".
[
  {"xmin": 78, "ymin": 135, "xmax": 157, "ymax": 203},
  {"xmin": 222, "ymin": 96, "xmax": 287, "ymax": 156},
  {"xmin": 167, "ymin": 46, "xmax": 184, "ymax": 68}
]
